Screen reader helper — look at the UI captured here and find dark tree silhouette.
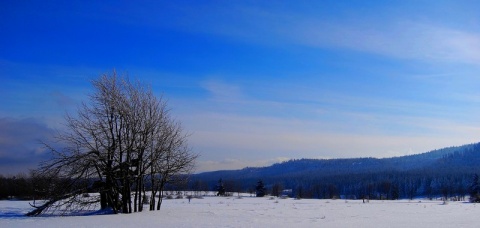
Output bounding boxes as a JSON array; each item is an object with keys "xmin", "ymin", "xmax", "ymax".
[
  {"xmin": 216, "ymin": 179, "xmax": 226, "ymax": 196},
  {"xmin": 256, "ymin": 180, "xmax": 266, "ymax": 197},
  {"xmin": 469, "ymin": 174, "xmax": 480, "ymax": 202}
]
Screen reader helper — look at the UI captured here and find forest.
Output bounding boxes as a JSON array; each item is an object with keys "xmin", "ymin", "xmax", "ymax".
[{"xmin": 189, "ymin": 142, "xmax": 480, "ymax": 200}]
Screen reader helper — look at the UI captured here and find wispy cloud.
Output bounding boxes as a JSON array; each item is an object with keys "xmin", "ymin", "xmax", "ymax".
[
  {"xmin": 148, "ymin": 2, "xmax": 480, "ymax": 65},
  {"xmin": 291, "ymin": 20, "xmax": 480, "ymax": 64},
  {"xmin": 201, "ymin": 79, "xmax": 244, "ymax": 101}
]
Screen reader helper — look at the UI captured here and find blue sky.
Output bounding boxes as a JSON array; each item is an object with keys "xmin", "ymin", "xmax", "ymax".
[{"xmin": 1, "ymin": 0, "xmax": 480, "ymax": 174}]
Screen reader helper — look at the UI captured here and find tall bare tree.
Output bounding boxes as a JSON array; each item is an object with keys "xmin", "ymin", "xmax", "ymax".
[{"xmin": 28, "ymin": 71, "xmax": 197, "ymax": 216}]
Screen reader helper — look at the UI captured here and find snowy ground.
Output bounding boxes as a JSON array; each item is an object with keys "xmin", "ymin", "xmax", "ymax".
[{"xmin": 1, "ymin": 196, "xmax": 480, "ymax": 227}]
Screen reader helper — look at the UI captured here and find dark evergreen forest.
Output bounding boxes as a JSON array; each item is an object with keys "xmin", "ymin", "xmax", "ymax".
[{"xmin": 189, "ymin": 143, "xmax": 480, "ymax": 200}]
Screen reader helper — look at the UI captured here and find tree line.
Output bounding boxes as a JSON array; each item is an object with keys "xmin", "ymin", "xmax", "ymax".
[
  {"xmin": 187, "ymin": 172, "xmax": 478, "ymax": 201},
  {"xmin": 0, "ymin": 173, "xmax": 36, "ymax": 200}
]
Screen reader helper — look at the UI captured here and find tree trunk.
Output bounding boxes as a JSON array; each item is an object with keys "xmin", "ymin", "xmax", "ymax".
[
  {"xmin": 157, "ymin": 190, "xmax": 163, "ymax": 210},
  {"xmin": 150, "ymin": 191, "xmax": 156, "ymax": 211}
]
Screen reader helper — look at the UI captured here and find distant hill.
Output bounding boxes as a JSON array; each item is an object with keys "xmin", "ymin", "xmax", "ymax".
[
  {"xmin": 194, "ymin": 142, "xmax": 479, "ymax": 181},
  {"xmin": 189, "ymin": 142, "xmax": 480, "ymax": 200}
]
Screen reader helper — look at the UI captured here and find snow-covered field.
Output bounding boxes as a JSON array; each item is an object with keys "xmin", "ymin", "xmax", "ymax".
[{"xmin": 1, "ymin": 196, "xmax": 480, "ymax": 227}]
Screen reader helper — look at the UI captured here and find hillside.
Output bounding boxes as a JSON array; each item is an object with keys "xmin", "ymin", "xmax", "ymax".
[
  {"xmin": 195, "ymin": 143, "xmax": 479, "ymax": 181},
  {"xmin": 190, "ymin": 142, "xmax": 480, "ymax": 199}
]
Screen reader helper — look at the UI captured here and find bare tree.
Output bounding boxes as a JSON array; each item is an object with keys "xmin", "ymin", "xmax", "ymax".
[
  {"xmin": 149, "ymin": 118, "xmax": 196, "ymax": 210},
  {"xmin": 28, "ymin": 71, "xmax": 197, "ymax": 216}
]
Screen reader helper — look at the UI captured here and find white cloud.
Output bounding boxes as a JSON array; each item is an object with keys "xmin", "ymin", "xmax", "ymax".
[
  {"xmin": 288, "ymin": 20, "xmax": 480, "ymax": 65},
  {"xmin": 201, "ymin": 79, "xmax": 244, "ymax": 101},
  {"xmin": 148, "ymin": 2, "xmax": 480, "ymax": 65}
]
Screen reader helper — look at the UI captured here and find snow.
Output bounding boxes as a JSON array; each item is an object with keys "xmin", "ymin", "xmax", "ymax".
[{"xmin": 2, "ymin": 196, "xmax": 480, "ymax": 227}]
